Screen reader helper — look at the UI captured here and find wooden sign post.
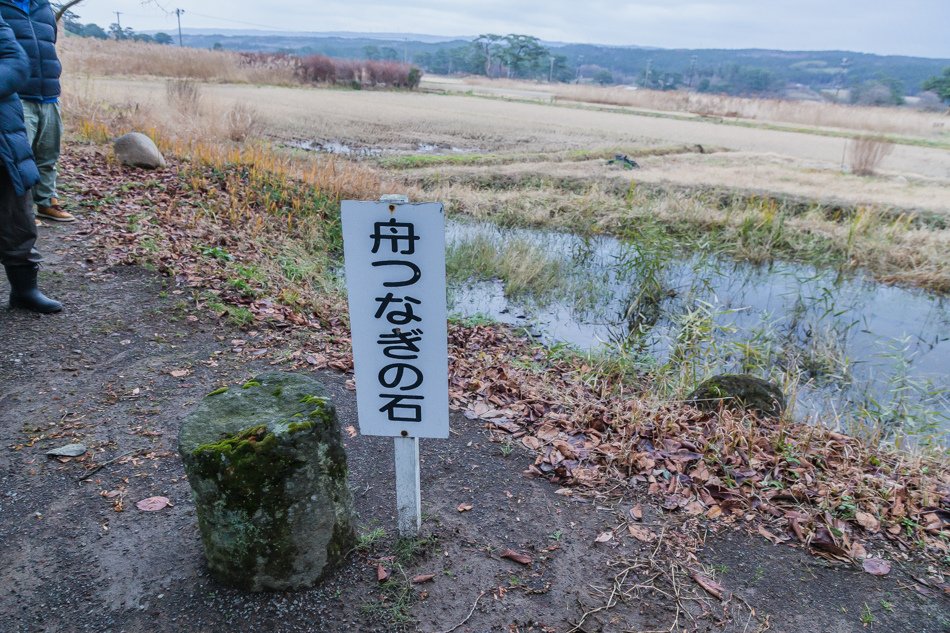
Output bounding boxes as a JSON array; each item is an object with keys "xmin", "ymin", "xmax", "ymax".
[{"xmin": 341, "ymin": 196, "xmax": 449, "ymax": 537}]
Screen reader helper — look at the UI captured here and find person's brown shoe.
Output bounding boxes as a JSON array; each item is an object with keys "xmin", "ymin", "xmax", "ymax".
[{"xmin": 36, "ymin": 200, "xmax": 76, "ymax": 223}]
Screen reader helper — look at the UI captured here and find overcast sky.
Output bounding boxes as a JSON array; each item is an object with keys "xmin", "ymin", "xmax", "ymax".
[{"xmin": 73, "ymin": 0, "xmax": 949, "ymax": 59}]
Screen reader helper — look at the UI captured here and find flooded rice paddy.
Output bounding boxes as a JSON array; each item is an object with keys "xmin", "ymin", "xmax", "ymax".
[{"xmin": 444, "ymin": 219, "xmax": 949, "ymax": 442}]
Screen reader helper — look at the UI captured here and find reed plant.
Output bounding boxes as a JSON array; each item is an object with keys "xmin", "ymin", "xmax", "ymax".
[{"xmin": 846, "ymin": 136, "xmax": 894, "ymax": 176}]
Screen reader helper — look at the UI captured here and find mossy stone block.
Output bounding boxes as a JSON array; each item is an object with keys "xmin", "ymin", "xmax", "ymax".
[
  {"xmin": 179, "ymin": 372, "xmax": 355, "ymax": 591},
  {"xmin": 687, "ymin": 373, "xmax": 786, "ymax": 418}
]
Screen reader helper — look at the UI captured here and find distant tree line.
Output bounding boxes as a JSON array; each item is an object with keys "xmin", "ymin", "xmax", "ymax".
[
  {"xmin": 55, "ymin": 4, "xmax": 174, "ymax": 45},
  {"xmin": 922, "ymin": 67, "xmax": 950, "ymax": 102},
  {"xmin": 49, "ymin": 5, "xmax": 949, "ymax": 106},
  {"xmin": 412, "ymin": 34, "xmax": 572, "ymax": 82}
]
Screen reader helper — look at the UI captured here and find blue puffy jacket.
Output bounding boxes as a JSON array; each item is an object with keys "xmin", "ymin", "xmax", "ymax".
[
  {"xmin": 0, "ymin": 0, "xmax": 60, "ymax": 102},
  {"xmin": 0, "ymin": 13, "xmax": 39, "ymax": 195}
]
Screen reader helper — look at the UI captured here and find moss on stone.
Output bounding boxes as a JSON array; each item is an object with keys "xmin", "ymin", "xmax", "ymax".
[
  {"xmin": 179, "ymin": 372, "xmax": 355, "ymax": 591},
  {"xmin": 287, "ymin": 420, "xmax": 315, "ymax": 434},
  {"xmin": 191, "ymin": 424, "xmax": 301, "ymax": 586},
  {"xmin": 687, "ymin": 374, "xmax": 785, "ymax": 417},
  {"xmin": 305, "ymin": 398, "xmax": 334, "ymax": 425}
]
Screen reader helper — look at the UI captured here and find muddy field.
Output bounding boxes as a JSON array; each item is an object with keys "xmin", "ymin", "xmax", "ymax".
[{"xmin": 65, "ymin": 76, "xmax": 950, "ymax": 209}]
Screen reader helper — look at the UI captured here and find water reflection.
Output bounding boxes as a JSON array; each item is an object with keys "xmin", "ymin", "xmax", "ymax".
[{"xmin": 445, "ymin": 220, "xmax": 949, "ymax": 438}]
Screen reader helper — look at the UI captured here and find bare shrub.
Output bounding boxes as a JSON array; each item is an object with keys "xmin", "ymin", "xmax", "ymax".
[
  {"xmin": 297, "ymin": 54, "xmax": 337, "ymax": 83},
  {"xmin": 847, "ymin": 136, "xmax": 894, "ymax": 176},
  {"xmin": 166, "ymin": 79, "xmax": 201, "ymax": 116},
  {"xmin": 225, "ymin": 103, "xmax": 260, "ymax": 142},
  {"xmin": 332, "ymin": 58, "xmax": 363, "ymax": 86},
  {"xmin": 296, "ymin": 54, "xmax": 420, "ymax": 89}
]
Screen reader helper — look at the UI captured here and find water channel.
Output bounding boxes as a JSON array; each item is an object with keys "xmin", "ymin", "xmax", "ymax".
[{"xmin": 444, "ymin": 219, "xmax": 949, "ymax": 442}]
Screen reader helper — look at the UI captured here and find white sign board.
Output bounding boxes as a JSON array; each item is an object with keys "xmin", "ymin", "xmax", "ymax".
[{"xmin": 341, "ymin": 200, "xmax": 449, "ymax": 439}]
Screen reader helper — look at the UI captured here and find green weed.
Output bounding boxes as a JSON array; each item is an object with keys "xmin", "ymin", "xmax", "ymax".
[
  {"xmin": 355, "ymin": 527, "xmax": 386, "ymax": 551},
  {"xmin": 446, "ymin": 234, "xmax": 564, "ymax": 299}
]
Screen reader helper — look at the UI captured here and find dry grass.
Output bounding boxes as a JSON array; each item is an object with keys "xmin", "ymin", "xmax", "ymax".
[
  {"xmin": 451, "ymin": 76, "xmax": 948, "ymax": 140},
  {"xmin": 66, "ymin": 76, "xmax": 950, "ymax": 183},
  {"xmin": 59, "ymin": 36, "xmax": 945, "ymax": 142},
  {"xmin": 165, "ymin": 78, "xmax": 201, "ymax": 117},
  {"xmin": 416, "ymin": 152, "xmax": 950, "ymax": 215},
  {"xmin": 56, "ymin": 60, "xmax": 950, "ymax": 292},
  {"xmin": 62, "ymin": 94, "xmax": 395, "ymax": 208},
  {"xmin": 551, "ymin": 83, "xmax": 947, "ymax": 139},
  {"xmin": 847, "ymin": 136, "xmax": 895, "ymax": 176},
  {"xmin": 225, "ymin": 103, "xmax": 261, "ymax": 142},
  {"xmin": 59, "ymin": 35, "xmax": 299, "ymax": 84},
  {"xmin": 421, "ymin": 168, "xmax": 950, "ymax": 292}
]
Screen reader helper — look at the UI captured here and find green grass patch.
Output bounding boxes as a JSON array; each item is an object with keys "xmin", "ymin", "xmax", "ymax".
[{"xmin": 446, "ymin": 234, "xmax": 565, "ymax": 299}]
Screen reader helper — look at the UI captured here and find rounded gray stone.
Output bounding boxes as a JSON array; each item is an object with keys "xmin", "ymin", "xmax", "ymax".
[{"xmin": 113, "ymin": 132, "xmax": 167, "ymax": 169}]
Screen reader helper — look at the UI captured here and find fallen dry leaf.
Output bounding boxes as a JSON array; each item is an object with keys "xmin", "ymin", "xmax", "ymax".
[
  {"xmin": 594, "ymin": 531, "xmax": 613, "ymax": 543},
  {"xmin": 628, "ymin": 524, "xmax": 656, "ymax": 543},
  {"xmin": 662, "ymin": 495, "xmax": 683, "ymax": 511},
  {"xmin": 855, "ymin": 511, "xmax": 880, "ymax": 532},
  {"xmin": 500, "ymin": 549, "xmax": 532, "ymax": 565},
  {"xmin": 757, "ymin": 525, "xmax": 786, "ymax": 545},
  {"xmin": 345, "ymin": 425, "xmax": 358, "ymax": 438},
  {"xmin": 810, "ymin": 526, "xmax": 852, "ymax": 561},
  {"xmin": 685, "ymin": 500, "xmax": 705, "ymax": 516},
  {"xmin": 411, "ymin": 574, "xmax": 435, "ymax": 584},
  {"xmin": 377, "ymin": 565, "xmax": 390, "ymax": 582},
  {"xmin": 169, "ymin": 369, "xmax": 191, "ymax": 378},
  {"xmin": 862, "ymin": 558, "xmax": 892, "ymax": 576},
  {"xmin": 521, "ymin": 436, "xmax": 542, "ymax": 450},
  {"xmin": 692, "ymin": 572, "xmax": 725, "ymax": 600},
  {"xmin": 135, "ymin": 496, "xmax": 170, "ymax": 512},
  {"xmin": 629, "ymin": 504, "xmax": 643, "ymax": 521},
  {"xmin": 457, "ymin": 503, "xmax": 473, "ymax": 512}
]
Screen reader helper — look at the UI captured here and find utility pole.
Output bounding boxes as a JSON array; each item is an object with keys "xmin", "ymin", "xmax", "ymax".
[
  {"xmin": 175, "ymin": 8, "xmax": 185, "ymax": 47},
  {"xmin": 549, "ymin": 55, "xmax": 554, "ymax": 83}
]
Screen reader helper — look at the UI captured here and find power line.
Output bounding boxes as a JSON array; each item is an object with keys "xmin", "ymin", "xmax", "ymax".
[
  {"xmin": 183, "ymin": 10, "xmax": 292, "ymax": 32},
  {"xmin": 98, "ymin": 7, "xmax": 305, "ymax": 39}
]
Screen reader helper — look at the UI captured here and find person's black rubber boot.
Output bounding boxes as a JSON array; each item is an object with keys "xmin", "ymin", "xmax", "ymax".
[{"xmin": 4, "ymin": 265, "xmax": 63, "ymax": 314}]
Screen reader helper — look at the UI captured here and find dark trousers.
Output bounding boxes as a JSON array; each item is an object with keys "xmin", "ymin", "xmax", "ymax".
[{"xmin": 0, "ymin": 167, "xmax": 42, "ymax": 268}]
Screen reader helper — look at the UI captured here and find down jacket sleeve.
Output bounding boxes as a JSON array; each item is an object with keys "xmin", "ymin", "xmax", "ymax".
[
  {"xmin": 0, "ymin": 13, "xmax": 38, "ymax": 195},
  {"xmin": 0, "ymin": 15, "xmax": 28, "ymax": 100}
]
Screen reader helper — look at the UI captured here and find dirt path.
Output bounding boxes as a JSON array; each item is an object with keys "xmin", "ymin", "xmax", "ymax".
[{"xmin": 1, "ymin": 204, "xmax": 946, "ymax": 631}]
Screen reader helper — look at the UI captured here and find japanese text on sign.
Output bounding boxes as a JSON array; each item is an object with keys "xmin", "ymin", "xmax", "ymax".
[{"xmin": 341, "ymin": 201, "xmax": 449, "ymax": 439}]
